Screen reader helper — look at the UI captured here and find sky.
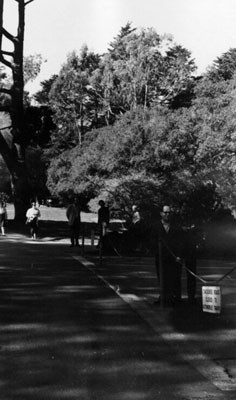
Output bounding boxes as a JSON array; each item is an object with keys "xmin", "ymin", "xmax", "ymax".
[{"xmin": 3, "ymin": 0, "xmax": 236, "ymax": 94}]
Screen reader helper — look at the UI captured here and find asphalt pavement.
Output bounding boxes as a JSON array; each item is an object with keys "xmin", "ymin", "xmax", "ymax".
[{"xmin": 0, "ymin": 232, "xmax": 236, "ymax": 399}]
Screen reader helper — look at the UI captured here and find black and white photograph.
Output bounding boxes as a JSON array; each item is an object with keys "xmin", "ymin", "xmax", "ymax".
[{"xmin": 0, "ymin": 0, "xmax": 236, "ymax": 398}]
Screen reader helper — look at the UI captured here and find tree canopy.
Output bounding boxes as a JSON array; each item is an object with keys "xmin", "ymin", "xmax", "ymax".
[
  {"xmin": 44, "ymin": 26, "xmax": 236, "ymax": 220},
  {"xmin": 1, "ymin": 9, "xmax": 236, "ymax": 222}
]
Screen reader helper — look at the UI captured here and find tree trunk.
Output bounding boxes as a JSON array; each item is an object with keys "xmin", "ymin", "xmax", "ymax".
[
  {"xmin": 0, "ymin": 0, "xmax": 34, "ymax": 222},
  {"xmin": 10, "ymin": 164, "xmax": 31, "ymax": 222}
]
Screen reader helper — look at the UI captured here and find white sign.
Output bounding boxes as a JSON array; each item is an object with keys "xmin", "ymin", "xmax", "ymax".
[{"xmin": 202, "ymin": 286, "xmax": 221, "ymax": 314}]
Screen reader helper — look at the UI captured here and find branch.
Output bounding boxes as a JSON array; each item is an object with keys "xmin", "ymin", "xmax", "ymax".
[
  {"xmin": 0, "ymin": 130, "xmax": 15, "ymax": 172},
  {"xmin": 2, "ymin": 28, "xmax": 16, "ymax": 43},
  {"xmin": 0, "ymin": 106, "xmax": 10, "ymax": 112},
  {"xmin": 25, "ymin": 0, "xmax": 34, "ymax": 5},
  {"xmin": 0, "ymin": 125, "xmax": 12, "ymax": 131},
  {"xmin": 0, "ymin": 88, "xmax": 12, "ymax": 95},
  {"xmin": 1, "ymin": 50, "xmax": 14, "ymax": 57},
  {"xmin": 0, "ymin": 55, "xmax": 13, "ymax": 69}
]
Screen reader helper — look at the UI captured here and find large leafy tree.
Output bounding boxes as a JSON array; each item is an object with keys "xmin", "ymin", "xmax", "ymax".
[
  {"xmin": 47, "ymin": 106, "xmax": 198, "ymax": 212},
  {"xmin": 47, "ymin": 25, "xmax": 197, "ymax": 187},
  {"xmin": 46, "ymin": 24, "xmax": 236, "ymax": 219}
]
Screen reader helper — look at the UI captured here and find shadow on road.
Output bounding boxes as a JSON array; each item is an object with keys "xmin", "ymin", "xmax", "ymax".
[{"xmin": 0, "ymin": 240, "xmax": 228, "ymax": 399}]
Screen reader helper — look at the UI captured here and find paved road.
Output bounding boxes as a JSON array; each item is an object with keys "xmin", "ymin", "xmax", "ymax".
[{"xmin": 0, "ymin": 234, "xmax": 236, "ymax": 399}]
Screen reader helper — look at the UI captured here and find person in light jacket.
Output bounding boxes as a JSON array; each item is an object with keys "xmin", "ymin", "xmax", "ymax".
[
  {"xmin": 26, "ymin": 200, "xmax": 41, "ymax": 240},
  {"xmin": 0, "ymin": 201, "xmax": 7, "ymax": 236}
]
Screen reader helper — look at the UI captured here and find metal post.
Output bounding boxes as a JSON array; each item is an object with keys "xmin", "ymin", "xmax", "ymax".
[
  {"xmin": 91, "ymin": 229, "xmax": 95, "ymax": 246},
  {"xmin": 99, "ymin": 237, "xmax": 103, "ymax": 266},
  {"xmin": 158, "ymin": 238, "xmax": 164, "ymax": 308}
]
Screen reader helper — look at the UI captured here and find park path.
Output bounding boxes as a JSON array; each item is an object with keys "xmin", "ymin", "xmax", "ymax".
[{"xmin": 0, "ymin": 235, "xmax": 235, "ymax": 399}]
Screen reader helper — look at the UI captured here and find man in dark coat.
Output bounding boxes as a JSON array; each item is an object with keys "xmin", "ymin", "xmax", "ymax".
[
  {"xmin": 66, "ymin": 197, "xmax": 81, "ymax": 247},
  {"xmin": 155, "ymin": 205, "xmax": 184, "ymax": 306},
  {"xmin": 97, "ymin": 200, "xmax": 110, "ymax": 249}
]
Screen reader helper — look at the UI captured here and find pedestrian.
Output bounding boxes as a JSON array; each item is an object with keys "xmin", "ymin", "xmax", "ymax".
[
  {"xmin": 97, "ymin": 200, "xmax": 110, "ymax": 248},
  {"xmin": 154, "ymin": 205, "xmax": 184, "ymax": 306},
  {"xmin": 0, "ymin": 201, "xmax": 7, "ymax": 236},
  {"xmin": 26, "ymin": 200, "xmax": 41, "ymax": 240},
  {"xmin": 66, "ymin": 197, "xmax": 81, "ymax": 247},
  {"xmin": 131, "ymin": 204, "xmax": 141, "ymax": 225},
  {"xmin": 128, "ymin": 205, "xmax": 145, "ymax": 252}
]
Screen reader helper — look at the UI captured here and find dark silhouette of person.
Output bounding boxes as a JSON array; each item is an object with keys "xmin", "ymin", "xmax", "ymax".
[
  {"xmin": 97, "ymin": 200, "xmax": 110, "ymax": 248},
  {"xmin": 154, "ymin": 205, "xmax": 184, "ymax": 306},
  {"xmin": 66, "ymin": 197, "xmax": 81, "ymax": 247}
]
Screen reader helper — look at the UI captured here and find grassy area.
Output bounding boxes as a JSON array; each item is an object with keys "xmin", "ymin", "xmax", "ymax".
[
  {"xmin": 6, "ymin": 204, "xmax": 236, "ymax": 258},
  {"xmin": 5, "ymin": 204, "xmax": 123, "ymax": 240},
  {"xmin": 6, "ymin": 204, "xmax": 97, "ymax": 223}
]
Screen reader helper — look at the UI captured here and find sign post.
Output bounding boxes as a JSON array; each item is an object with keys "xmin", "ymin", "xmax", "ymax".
[{"xmin": 202, "ymin": 286, "xmax": 221, "ymax": 314}]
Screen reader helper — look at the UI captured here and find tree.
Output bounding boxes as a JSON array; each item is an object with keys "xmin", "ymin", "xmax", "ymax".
[
  {"xmin": 48, "ymin": 49, "xmax": 101, "ymax": 156},
  {"xmin": 0, "ymin": 0, "xmax": 37, "ymax": 221},
  {"xmin": 33, "ymin": 74, "xmax": 58, "ymax": 105},
  {"xmin": 190, "ymin": 74, "xmax": 236, "ymax": 211},
  {"xmin": 46, "ymin": 106, "xmax": 194, "ymax": 210},
  {"xmin": 207, "ymin": 48, "xmax": 236, "ymax": 81},
  {"xmin": 100, "ymin": 26, "xmax": 196, "ymax": 116}
]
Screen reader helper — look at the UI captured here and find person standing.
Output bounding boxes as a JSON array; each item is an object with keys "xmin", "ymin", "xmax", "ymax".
[
  {"xmin": 0, "ymin": 201, "xmax": 7, "ymax": 236},
  {"xmin": 97, "ymin": 200, "xmax": 110, "ymax": 248},
  {"xmin": 129, "ymin": 205, "xmax": 145, "ymax": 252},
  {"xmin": 154, "ymin": 205, "xmax": 184, "ymax": 306},
  {"xmin": 66, "ymin": 197, "xmax": 81, "ymax": 247},
  {"xmin": 131, "ymin": 205, "xmax": 141, "ymax": 225},
  {"xmin": 26, "ymin": 200, "xmax": 41, "ymax": 240}
]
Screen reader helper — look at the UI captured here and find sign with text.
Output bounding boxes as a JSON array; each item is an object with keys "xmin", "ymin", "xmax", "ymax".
[{"xmin": 202, "ymin": 286, "xmax": 221, "ymax": 314}]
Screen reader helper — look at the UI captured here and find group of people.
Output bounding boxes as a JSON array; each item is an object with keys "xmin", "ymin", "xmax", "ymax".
[
  {"xmin": 0, "ymin": 200, "xmax": 40, "ymax": 240},
  {"xmin": 24, "ymin": 197, "xmax": 110, "ymax": 245},
  {"xmin": 66, "ymin": 198, "xmax": 110, "ymax": 248},
  {"xmin": 24, "ymin": 198, "xmax": 201, "ymax": 306}
]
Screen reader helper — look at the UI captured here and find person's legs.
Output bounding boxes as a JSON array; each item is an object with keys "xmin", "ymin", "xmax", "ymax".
[
  {"xmin": 172, "ymin": 263, "xmax": 182, "ymax": 304},
  {"xmin": 31, "ymin": 220, "xmax": 38, "ymax": 239},
  {"xmin": 186, "ymin": 257, "xmax": 197, "ymax": 302},
  {"xmin": 70, "ymin": 227, "xmax": 75, "ymax": 247},
  {"xmin": 30, "ymin": 226, "xmax": 34, "ymax": 239},
  {"xmin": 1, "ymin": 221, "xmax": 5, "ymax": 235},
  {"xmin": 74, "ymin": 221, "xmax": 80, "ymax": 246},
  {"xmin": 155, "ymin": 256, "xmax": 173, "ymax": 305}
]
